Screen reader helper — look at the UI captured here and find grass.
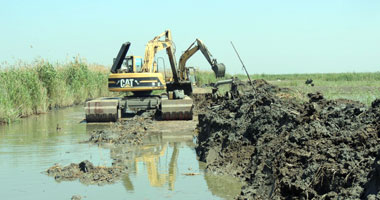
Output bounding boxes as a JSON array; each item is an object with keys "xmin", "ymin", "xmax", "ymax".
[
  {"xmin": 269, "ymin": 78, "xmax": 380, "ymax": 106},
  {"xmin": 0, "ymin": 58, "xmax": 111, "ymax": 123},
  {"xmin": 248, "ymin": 72, "xmax": 380, "ymax": 82},
  {"xmin": 192, "ymin": 70, "xmax": 380, "ymax": 106},
  {"xmin": 212, "ymin": 71, "xmax": 380, "ymax": 106}
]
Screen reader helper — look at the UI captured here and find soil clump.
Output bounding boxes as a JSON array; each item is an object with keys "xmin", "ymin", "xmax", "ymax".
[
  {"xmin": 87, "ymin": 112, "xmax": 155, "ymax": 145},
  {"xmin": 196, "ymin": 79, "xmax": 380, "ymax": 199},
  {"xmin": 46, "ymin": 160, "xmax": 127, "ymax": 185},
  {"xmin": 71, "ymin": 195, "xmax": 82, "ymax": 200}
]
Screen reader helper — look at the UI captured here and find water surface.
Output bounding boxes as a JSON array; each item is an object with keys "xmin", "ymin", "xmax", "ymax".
[{"xmin": 0, "ymin": 106, "xmax": 241, "ymax": 200}]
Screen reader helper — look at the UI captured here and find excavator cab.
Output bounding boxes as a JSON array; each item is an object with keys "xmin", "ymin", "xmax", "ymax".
[
  {"xmin": 119, "ymin": 56, "xmax": 143, "ymax": 73},
  {"xmin": 108, "ymin": 42, "xmax": 166, "ymax": 93}
]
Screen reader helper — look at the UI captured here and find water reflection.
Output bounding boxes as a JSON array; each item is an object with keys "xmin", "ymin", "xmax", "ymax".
[
  {"xmin": 123, "ymin": 174, "xmax": 134, "ymax": 191},
  {"xmin": 109, "ymin": 133, "xmax": 188, "ymax": 192},
  {"xmin": 202, "ymin": 169, "xmax": 242, "ymax": 199},
  {"xmin": 0, "ymin": 105, "xmax": 241, "ymax": 199},
  {"xmin": 86, "ymin": 122, "xmax": 242, "ymax": 198}
]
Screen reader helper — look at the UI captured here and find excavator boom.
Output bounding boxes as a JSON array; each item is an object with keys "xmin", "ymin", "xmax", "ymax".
[
  {"xmin": 178, "ymin": 39, "xmax": 226, "ymax": 79},
  {"xmin": 110, "ymin": 42, "xmax": 131, "ymax": 73},
  {"xmin": 142, "ymin": 30, "xmax": 178, "ymax": 80}
]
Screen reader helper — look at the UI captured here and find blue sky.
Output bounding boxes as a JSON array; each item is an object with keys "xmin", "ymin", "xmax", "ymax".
[{"xmin": 0, "ymin": 0, "xmax": 379, "ymax": 74}]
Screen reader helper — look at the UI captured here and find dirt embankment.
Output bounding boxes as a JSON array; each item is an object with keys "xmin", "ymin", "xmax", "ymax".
[{"xmin": 196, "ymin": 79, "xmax": 380, "ymax": 199}]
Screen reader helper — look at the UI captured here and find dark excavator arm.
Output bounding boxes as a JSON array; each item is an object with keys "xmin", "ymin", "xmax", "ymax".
[{"xmin": 110, "ymin": 42, "xmax": 131, "ymax": 73}]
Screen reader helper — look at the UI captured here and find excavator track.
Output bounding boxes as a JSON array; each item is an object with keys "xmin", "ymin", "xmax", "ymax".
[
  {"xmin": 161, "ymin": 96, "xmax": 193, "ymax": 120},
  {"xmin": 85, "ymin": 95, "xmax": 193, "ymax": 122},
  {"xmin": 85, "ymin": 98, "xmax": 120, "ymax": 122}
]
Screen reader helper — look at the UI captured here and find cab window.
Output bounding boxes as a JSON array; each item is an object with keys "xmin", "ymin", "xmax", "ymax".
[
  {"xmin": 127, "ymin": 58, "xmax": 133, "ymax": 69},
  {"xmin": 135, "ymin": 58, "xmax": 142, "ymax": 72}
]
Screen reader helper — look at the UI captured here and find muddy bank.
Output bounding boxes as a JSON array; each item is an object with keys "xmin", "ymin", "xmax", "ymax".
[
  {"xmin": 87, "ymin": 113, "xmax": 155, "ymax": 145},
  {"xmin": 46, "ymin": 160, "xmax": 128, "ymax": 185},
  {"xmin": 196, "ymin": 79, "xmax": 380, "ymax": 199}
]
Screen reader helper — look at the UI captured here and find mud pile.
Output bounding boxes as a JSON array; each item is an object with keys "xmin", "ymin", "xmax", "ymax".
[
  {"xmin": 196, "ymin": 79, "xmax": 380, "ymax": 199},
  {"xmin": 192, "ymin": 92, "xmax": 213, "ymax": 113},
  {"xmin": 87, "ymin": 115, "xmax": 154, "ymax": 145},
  {"xmin": 46, "ymin": 160, "xmax": 128, "ymax": 185}
]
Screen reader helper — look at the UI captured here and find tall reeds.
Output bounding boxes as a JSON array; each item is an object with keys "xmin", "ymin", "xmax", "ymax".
[{"xmin": 0, "ymin": 59, "xmax": 110, "ymax": 123}]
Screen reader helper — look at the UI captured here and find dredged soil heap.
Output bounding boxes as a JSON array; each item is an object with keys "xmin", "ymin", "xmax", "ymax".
[
  {"xmin": 46, "ymin": 160, "xmax": 127, "ymax": 185},
  {"xmin": 196, "ymin": 79, "xmax": 380, "ymax": 199}
]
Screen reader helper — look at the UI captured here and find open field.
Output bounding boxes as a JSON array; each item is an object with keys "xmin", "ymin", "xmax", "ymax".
[
  {"xmin": 0, "ymin": 58, "xmax": 111, "ymax": 123},
  {"xmin": 269, "ymin": 79, "xmax": 380, "ymax": 106},
  {"xmin": 195, "ymin": 70, "xmax": 380, "ymax": 106}
]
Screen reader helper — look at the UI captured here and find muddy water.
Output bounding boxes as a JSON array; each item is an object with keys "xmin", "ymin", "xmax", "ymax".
[{"xmin": 0, "ymin": 106, "xmax": 241, "ymax": 200}]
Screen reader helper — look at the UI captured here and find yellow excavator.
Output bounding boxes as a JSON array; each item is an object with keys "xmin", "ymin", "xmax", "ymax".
[
  {"xmin": 84, "ymin": 30, "xmax": 225, "ymax": 122},
  {"xmin": 108, "ymin": 30, "xmax": 176, "ymax": 93}
]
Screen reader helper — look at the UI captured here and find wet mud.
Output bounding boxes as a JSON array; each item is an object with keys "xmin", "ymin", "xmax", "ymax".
[
  {"xmin": 87, "ymin": 120, "xmax": 152, "ymax": 145},
  {"xmin": 71, "ymin": 195, "xmax": 82, "ymax": 200},
  {"xmin": 46, "ymin": 160, "xmax": 127, "ymax": 185},
  {"xmin": 196, "ymin": 79, "xmax": 380, "ymax": 199},
  {"xmin": 87, "ymin": 110, "xmax": 158, "ymax": 145}
]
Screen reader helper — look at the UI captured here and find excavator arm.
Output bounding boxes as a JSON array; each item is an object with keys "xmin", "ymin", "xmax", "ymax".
[
  {"xmin": 110, "ymin": 42, "xmax": 131, "ymax": 73},
  {"xmin": 178, "ymin": 39, "xmax": 226, "ymax": 79},
  {"xmin": 142, "ymin": 30, "xmax": 179, "ymax": 84}
]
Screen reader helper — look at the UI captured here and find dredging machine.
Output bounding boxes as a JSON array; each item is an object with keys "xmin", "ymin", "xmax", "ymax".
[{"xmin": 84, "ymin": 30, "xmax": 225, "ymax": 122}]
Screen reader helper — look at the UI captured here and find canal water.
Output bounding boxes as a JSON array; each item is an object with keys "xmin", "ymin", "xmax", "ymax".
[{"xmin": 0, "ymin": 106, "xmax": 241, "ymax": 200}]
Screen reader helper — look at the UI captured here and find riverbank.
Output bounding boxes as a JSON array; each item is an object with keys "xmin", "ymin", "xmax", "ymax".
[
  {"xmin": 195, "ymin": 79, "xmax": 380, "ymax": 199},
  {"xmin": 0, "ymin": 58, "xmax": 111, "ymax": 123}
]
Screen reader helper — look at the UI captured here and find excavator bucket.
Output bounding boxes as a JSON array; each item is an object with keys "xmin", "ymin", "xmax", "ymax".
[{"xmin": 213, "ymin": 63, "xmax": 226, "ymax": 78}]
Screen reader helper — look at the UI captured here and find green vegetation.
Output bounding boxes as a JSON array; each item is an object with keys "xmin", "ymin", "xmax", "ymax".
[
  {"xmin": 195, "ymin": 70, "xmax": 380, "ymax": 106},
  {"xmin": 268, "ymin": 77, "xmax": 380, "ymax": 106},
  {"xmin": 0, "ymin": 59, "xmax": 111, "ymax": 123},
  {"xmin": 249, "ymin": 72, "xmax": 380, "ymax": 82},
  {"xmin": 242, "ymin": 72, "xmax": 380, "ymax": 105},
  {"xmin": 194, "ymin": 70, "xmax": 231, "ymax": 85}
]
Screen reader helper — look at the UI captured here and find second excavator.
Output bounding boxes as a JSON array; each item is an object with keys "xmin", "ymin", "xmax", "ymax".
[
  {"xmin": 178, "ymin": 38, "xmax": 225, "ymax": 79},
  {"xmin": 84, "ymin": 30, "xmax": 225, "ymax": 122}
]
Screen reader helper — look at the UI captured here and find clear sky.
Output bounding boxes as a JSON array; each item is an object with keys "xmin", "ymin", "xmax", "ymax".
[{"xmin": 0, "ymin": 0, "xmax": 379, "ymax": 74}]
